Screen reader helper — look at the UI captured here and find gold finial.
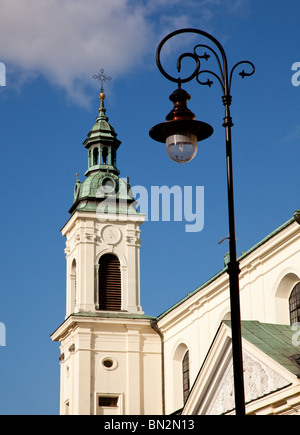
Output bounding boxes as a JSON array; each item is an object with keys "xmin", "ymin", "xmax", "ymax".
[{"xmin": 99, "ymin": 92, "xmax": 105, "ymax": 101}]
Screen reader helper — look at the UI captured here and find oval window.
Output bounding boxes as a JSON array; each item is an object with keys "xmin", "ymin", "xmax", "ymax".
[{"xmin": 102, "ymin": 358, "xmax": 118, "ymax": 370}]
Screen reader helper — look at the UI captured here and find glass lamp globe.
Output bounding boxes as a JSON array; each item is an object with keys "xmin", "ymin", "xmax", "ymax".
[{"xmin": 166, "ymin": 132, "xmax": 198, "ymax": 164}]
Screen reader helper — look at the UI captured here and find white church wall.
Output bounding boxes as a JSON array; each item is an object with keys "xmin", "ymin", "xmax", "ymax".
[
  {"xmin": 158, "ymin": 219, "xmax": 300, "ymax": 414},
  {"xmin": 53, "ymin": 316, "xmax": 163, "ymax": 415}
]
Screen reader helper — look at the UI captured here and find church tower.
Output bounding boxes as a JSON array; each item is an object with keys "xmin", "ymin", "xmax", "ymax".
[
  {"xmin": 64, "ymin": 90, "xmax": 144, "ymax": 317},
  {"xmin": 51, "ymin": 91, "xmax": 163, "ymax": 416}
]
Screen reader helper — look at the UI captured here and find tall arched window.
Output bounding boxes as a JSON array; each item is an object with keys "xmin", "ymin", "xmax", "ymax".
[
  {"xmin": 173, "ymin": 343, "xmax": 190, "ymax": 410},
  {"xmin": 102, "ymin": 147, "xmax": 108, "ymax": 165},
  {"xmin": 93, "ymin": 147, "xmax": 99, "ymax": 165},
  {"xmin": 182, "ymin": 350, "xmax": 190, "ymax": 404},
  {"xmin": 289, "ymin": 282, "xmax": 300, "ymax": 325},
  {"xmin": 111, "ymin": 149, "xmax": 116, "ymax": 167},
  {"xmin": 98, "ymin": 254, "xmax": 121, "ymax": 311},
  {"xmin": 70, "ymin": 259, "xmax": 77, "ymax": 313}
]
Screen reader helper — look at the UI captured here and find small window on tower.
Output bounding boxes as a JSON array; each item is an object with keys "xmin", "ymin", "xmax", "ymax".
[
  {"xmin": 102, "ymin": 147, "xmax": 108, "ymax": 165},
  {"xmin": 102, "ymin": 357, "xmax": 118, "ymax": 370},
  {"xmin": 103, "ymin": 359, "xmax": 113, "ymax": 368},
  {"xmin": 93, "ymin": 147, "xmax": 99, "ymax": 165},
  {"xmin": 70, "ymin": 259, "xmax": 77, "ymax": 313},
  {"xmin": 97, "ymin": 394, "xmax": 122, "ymax": 416},
  {"xmin": 98, "ymin": 254, "xmax": 122, "ymax": 311},
  {"xmin": 98, "ymin": 397, "xmax": 119, "ymax": 407},
  {"xmin": 112, "ymin": 149, "xmax": 116, "ymax": 167}
]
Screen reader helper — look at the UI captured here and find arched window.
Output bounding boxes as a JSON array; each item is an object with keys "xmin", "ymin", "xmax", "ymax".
[
  {"xmin": 111, "ymin": 149, "xmax": 116, "ymax": 167},
  {"xmin": 102, "ymin": 147, "xmax": 108, "ymax": 165},
  {"xmin": 182, "ymin": 350, "xmax": 190, "ymax": 404},
  {"xmin": 70, "ymin": 259, "xmax": 77, "ymax": 313},
  {"xmin": 173, "ymin": 343, "xmax": 190, "ymax": 410},
  {"xmin": 289, "ymin": 282, "xmax": 300, "ymax": 325},
  {"xmin": 93, "ymin": 147, "xmax": 99, "ymax": 165},
  {"xmin": 99, "ymin": 254, "xmax": 121, "ymax": 311}
]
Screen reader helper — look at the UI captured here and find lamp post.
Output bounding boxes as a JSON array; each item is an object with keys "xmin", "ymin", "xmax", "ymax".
[{"xmin": 149, "ymin": 28, "xmax": 255, "ymax": 416}]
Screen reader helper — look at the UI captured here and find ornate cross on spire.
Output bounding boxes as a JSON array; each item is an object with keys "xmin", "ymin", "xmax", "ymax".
[{"xmin": 93, "ymin": 68, "xmax": 112, "ymax": 93}]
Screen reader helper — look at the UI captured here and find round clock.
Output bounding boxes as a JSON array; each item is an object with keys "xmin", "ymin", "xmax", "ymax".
[
  {"xmin": 101, "ymin": 176, "xmax": 116, "ymax": 194},
  {"xmin": 101, "ymin": 225, "xmax": 121, "ymax": 245}
]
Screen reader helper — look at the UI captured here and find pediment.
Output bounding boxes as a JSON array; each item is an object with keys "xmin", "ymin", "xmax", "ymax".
[
  {"xmin": 205, "ymin": 347, "xmax": 290, "ymax": 415},
  {"xmin": 182, "ymin": 322, "xmax": 297, "ymax": 415}
]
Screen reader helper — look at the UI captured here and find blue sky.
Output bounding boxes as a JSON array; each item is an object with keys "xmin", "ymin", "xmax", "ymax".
[{"xmin": 0, "ymin": 0, "xmax": 300, "ymax": 415}]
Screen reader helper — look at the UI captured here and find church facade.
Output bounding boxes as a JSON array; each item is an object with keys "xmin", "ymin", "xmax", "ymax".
[{"xmin": 51, "ymin": 92, "xmax": 300, "ymax": 416}]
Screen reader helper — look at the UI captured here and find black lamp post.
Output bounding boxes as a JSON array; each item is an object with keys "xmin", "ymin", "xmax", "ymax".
[{"xmin": 149, "ymin": 28, "xmax": 255, "ymax": 416}]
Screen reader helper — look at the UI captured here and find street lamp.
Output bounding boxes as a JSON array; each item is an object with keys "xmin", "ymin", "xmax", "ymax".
[{"xmin": 149, "ymin": 28, "xmax": 255, "ymax": 416}]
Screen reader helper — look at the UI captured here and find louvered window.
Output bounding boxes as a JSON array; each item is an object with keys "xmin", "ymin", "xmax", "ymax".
[{"xmin": 98, "ymin": 254, "xmax": 121, "ymax": 311}]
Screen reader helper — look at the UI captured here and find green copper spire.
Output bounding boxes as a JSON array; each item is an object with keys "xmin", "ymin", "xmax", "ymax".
[
  {"xmin": 69, "ymin": 93, "xmax": 138, "ymax": 217},
  {"xmin": 83, "ymin": 92, "xmax": 121, "ymax": 177}
]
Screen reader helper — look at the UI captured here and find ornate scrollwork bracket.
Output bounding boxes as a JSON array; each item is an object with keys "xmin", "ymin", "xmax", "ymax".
[{"xmin": 156, "ymin": 28, "xmax": 255, "ymax": 107}]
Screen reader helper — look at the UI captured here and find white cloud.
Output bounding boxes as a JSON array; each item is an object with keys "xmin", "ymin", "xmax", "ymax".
[
  {"xmin": 0, "ymin": 0, "xmax": 250, "ymax": 106},
  {"xmin": 0, "ymin": 0, "xmax": 153, "ymax": 105}
]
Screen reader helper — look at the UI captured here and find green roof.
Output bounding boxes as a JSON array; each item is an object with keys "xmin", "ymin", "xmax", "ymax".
[
  {"xmin": 83, "ymin": 96, "xmax": 121, "ymax": 149},
  {"xmin": 225, "ymin": 321, "xmax": 300, "ymax": 377}
]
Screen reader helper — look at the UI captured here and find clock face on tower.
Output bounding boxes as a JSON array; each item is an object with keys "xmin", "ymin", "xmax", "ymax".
[
  {"xmin": 101, "ymin": 176, "xmax": 116, "ymax": 194},
  {"xmin": 101, "ymin": 225, "xmax": 122, "ymax": 245}
]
